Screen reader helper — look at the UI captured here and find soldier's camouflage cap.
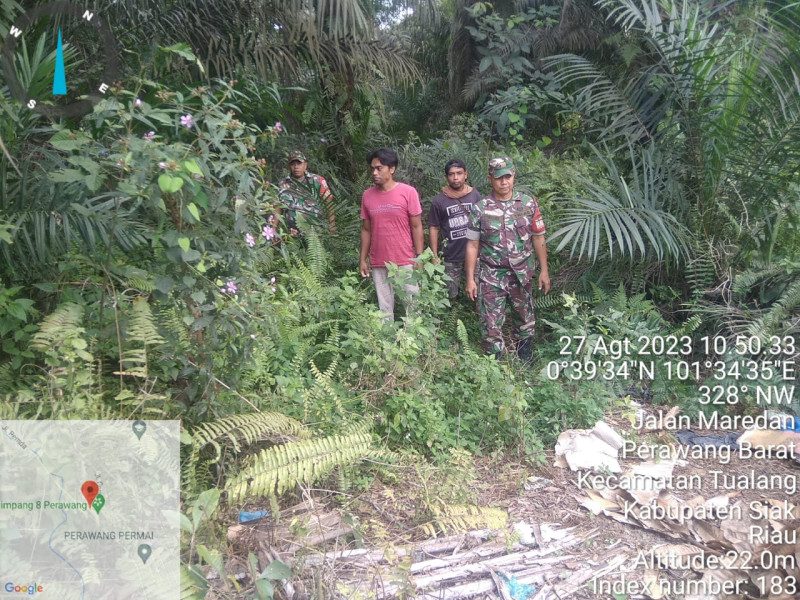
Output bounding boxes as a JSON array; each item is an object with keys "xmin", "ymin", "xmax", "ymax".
[
  {"xmin": 488, "ymin": 157, "xmax": 515, "ymax": 177},
  {"xmin": 288, "ymin": 151, "xmax": 307, "ymax": 163}
]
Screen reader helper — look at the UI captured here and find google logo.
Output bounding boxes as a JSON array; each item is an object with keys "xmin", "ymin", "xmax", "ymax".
[{"xmin": 3, "ymin": 582, "xmax": 43, "ymax": 594}]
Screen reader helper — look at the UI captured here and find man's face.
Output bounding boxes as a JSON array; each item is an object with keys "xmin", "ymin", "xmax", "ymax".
[
  {"xmin": 446, "ymin": 167, "xmax": 467, "ymax": 191},
  {"xmin": 290, "ymin": 160, "xmax": 307, "ymax": 179},
  {"xmin": 488, "ymin": 173, "xmax": 514, "ymax": 198},
  {"xmin": 370, "ymin": 158, "xmax": 395, "ymax": 187}
]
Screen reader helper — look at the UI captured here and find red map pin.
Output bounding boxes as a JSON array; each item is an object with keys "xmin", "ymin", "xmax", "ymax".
[{"xmin": 81, "ymin": 480, "xmax": 99, "ymax": 508}]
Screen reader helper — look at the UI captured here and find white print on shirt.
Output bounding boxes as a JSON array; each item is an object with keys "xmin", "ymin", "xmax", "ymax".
[
  {"xmin": 372, "ymin": 203, "xmax": 405, "ymax": 214},
  {"xmin": 446, "ymin": 202, "xmax": 472, "ymax": 240}
]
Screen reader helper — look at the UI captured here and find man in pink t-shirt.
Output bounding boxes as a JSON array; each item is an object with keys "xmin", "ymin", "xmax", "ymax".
[{"xmin": 360, "ymin": 148, "xmax": 424, "ymax": 321}]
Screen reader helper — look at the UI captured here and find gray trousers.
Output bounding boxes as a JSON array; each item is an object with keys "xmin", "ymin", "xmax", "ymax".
[
  {"xmin": 372, "ymin": 265, "xmax": 417, "ymax": 322},
  {"xmin": 444, "ymin": 260, "xmax": 478, "ymax": 299}
]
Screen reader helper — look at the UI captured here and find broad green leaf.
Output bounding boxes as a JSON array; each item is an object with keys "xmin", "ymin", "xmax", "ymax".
[
  {"xmin": 178, "ymin": 237, "xmax": 191, "ymax": 252},
  {"xmin": 49, "ymin": 169, "xmax": 85, "ymax": 183},
  {"xmin": 67, "ymin": 156, "xmax": 100, "ymax": 173},
  {"xmin": 49, "ymin": 130, "xmax": 90, "ymax": 151},
  {"xmin": 187, "ymin": 203, "xmax": 200, "ymax": 221},
  {"xmin": 155, "ymin": 277, "xmax": 175, "ymax": 294},
  {"xmin": 7, "ymin": 304, "xmax": 26, "ymax": 321},
  {"xmin": 195, "ymin": 546, "xmax": 224, "ymax": 575},
  {"xmin": 160, "ymin": 43, "xmax": 205, "ymax": 73},
  {"xmin": 191, "ymin": 489, "xmax": 220, "ymax": 531},
  {"xmin": 182, "ymin": 249, "xmax": 202, "ymax": 262},
  {"xmin": 159, "ymin": 174, "xmax": 184, "ymax": 194},
  {"xmin": 261, "ymin": 559, "xmax": 292, "ymax": 580},
  {"xmin": 194, "ymin": 189, "xmax": 208, "ymax": 209},
  {"xmin": 508, "ymin": 113, "xmax": 520, "ymax": 123},
  {"xmin": 85, "ymin": 172, "xmax": 104, "ymax": 192},
  {"xmin": 256, "ymin": 580, "xmax": 275, "ymax": 599},
  {"xmin": 179, "ymin": 513, "xmax": 193, "ymax": 533},
  {"xmin": 183, "ymin": 160, "xmax": 203, "ymax": 176}
]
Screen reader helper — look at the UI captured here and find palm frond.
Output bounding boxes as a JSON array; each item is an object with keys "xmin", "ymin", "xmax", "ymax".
[{"xmin": 550, "ymin": 144, "xmax": 689, "ymax": 262}]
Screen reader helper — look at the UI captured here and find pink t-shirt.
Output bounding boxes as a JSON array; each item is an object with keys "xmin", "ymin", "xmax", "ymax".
[{"xmin": 361, "ymin": 182, "xmax": 422, "ymax": 268}]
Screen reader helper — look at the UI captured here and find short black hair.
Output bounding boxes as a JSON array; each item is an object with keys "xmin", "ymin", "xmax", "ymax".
[
  {"xmin": 366, "ymin": 148, "xmax": 398, "ymax": 168},
  {"xmin": 444, "ymin": 159, "xmax": 467, "ymax": 175}
]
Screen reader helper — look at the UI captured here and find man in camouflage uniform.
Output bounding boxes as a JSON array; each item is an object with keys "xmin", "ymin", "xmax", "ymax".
[
  {"xmin": 278, "ymin": 151, "xmax": 336, "ymax": 234},
  {"xmin": 465, "ymin": 157, "xmax": 550, "ymax": 359}
]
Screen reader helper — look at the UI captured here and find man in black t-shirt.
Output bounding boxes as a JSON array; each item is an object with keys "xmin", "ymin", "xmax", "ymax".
[{"xmin": 428, "ymin": 159, "xmax": 483, "ymax": 299}]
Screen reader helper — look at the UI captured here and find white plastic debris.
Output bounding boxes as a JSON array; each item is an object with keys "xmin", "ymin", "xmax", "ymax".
[{"xmin": 554, "ymin": 420, "xmax": 624, "ymax": 473}]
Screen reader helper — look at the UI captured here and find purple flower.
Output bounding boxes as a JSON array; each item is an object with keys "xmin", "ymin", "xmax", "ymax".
[
  {"xmin": 267, "ymin": 214, "xmax": 275, "ymax": 223},
  {"xmin": 274, "ymin": 121, "xmax": 283, "ymax": 132},
  {"xmin": 262, "ymin": 225, "xmax": 275, "ymax": 240},
  {"xmin": 192, "ymin": 173, "xmax": 202, "ymax": 180},
  {"xmin": 225, "ymin": 280, "xmax": 238, "ymax": 294},
  {"xmin": 158, "ymin": 161, "xmax": 168, "ymax": 169},
  {"xmin": 245, "ymin": 233, "xmax": 256, "ymax": 247},
  {"xmin": 134, "ymin": 98, "xmax": 143, "ymax": 108},
  {"xmin": 181, "ymin": 114, "xmax": 194, "ymax": 129},
  {"xmin": 143, "ymin": 131, "xmax": 155, "ymax": 142},
  {"xmin": 320, "ymin": 137, "xmax": 327, "ymax": 143}
]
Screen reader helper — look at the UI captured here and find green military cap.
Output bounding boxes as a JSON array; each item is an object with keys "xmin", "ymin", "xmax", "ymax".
[
  {"xmin": 488, "ymin": 157, "xmax": 515, "ymax": 177},
  {"xmin": 288, "ymin": 151, "xmax": 307, "ymax": 163}
]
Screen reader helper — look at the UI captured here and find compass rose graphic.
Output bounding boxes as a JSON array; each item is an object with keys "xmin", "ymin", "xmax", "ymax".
[{"xmin": 1, "ymin": 1, "xmax": 120, "ymax": 118}]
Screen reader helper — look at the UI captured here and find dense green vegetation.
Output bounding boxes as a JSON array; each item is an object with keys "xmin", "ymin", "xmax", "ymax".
[{"xmin": 2, "ymin": 0, "xmax": 800, "ymax": 595}]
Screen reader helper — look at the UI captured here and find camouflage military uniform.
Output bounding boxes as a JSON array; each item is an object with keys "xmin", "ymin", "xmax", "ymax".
[
  {"xmin": 466, "ymin": 192, "xmax": 546, "ymax": 354},
  {"xmin": 278, "ymin": 172, "xmax": 332, "ymax": 231}
]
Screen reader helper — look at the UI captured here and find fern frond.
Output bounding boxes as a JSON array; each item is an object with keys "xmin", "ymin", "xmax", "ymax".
[
  {"xmin": 179, "ymin": 564, "xmax": 207, "ymax": 600},
  {"xmin": 590, "ymin": 283, "xmax": 609, "ymax": 305},
  {"xmin": 310, "ymin": 323, "xmax": 342, "ymax": 358},
  {"xmin": 305, "ymin": 356, "xmax": 343, "ymax": 417},
  {"xmin": 672, "ymin": 314, "xmax": 703, "ymax": 336},
  {"xmin": 747, "ymin": 278, "xmax": 800, "ymax": 340},
  {"xmin": 686, "ymin": 250, "xmax": 716, "ymax": 297},
  {"xmin": 127, "ymin": 297, "xmax": 165, "ymax": 346},
  {"xmin": 611, "ymin": 283, "xmax": 628, "ymax": 310},
  {"xmin": 127, "ymin": 276, "xmax": 156, "ymax": 294},
  {"xmin": 225, "ymin": 431, "xmax": 374, "ymax": 503},
  {"xmin": 304, "ymin": 228, "xmax": 327, "ymax": 278},
  {"xmin": 731, "ymin": 263, "xmax": 783, "ymax": 298},
  {"xmin": 162, "ymin": 307, "xmax": 191, "ymax": 348},
  {"xmin": 191, "ymin": 411, "xmax": 309, "ymax": 456},
  {"xmin": 535, "ymin": 293, "xmax": 569, "ymax": 310},
  {"xmin": 456, "ymin": 319, "xmax": 470, "ymax": 352},
  {"xmin": 184, "ymin": 411, "xmax": 311, "ymax": 495},
  {"xmin": 291, "ymin": 257, "xmax": 326, "ymax": 300},
  {"xmin": 421, "ymin": 503, "xmax": 508, "ymax": 537},
  {"xmin": 114, "ymin": 348, "xmax": 148, "ymax": 378},
  {"xmin": 277, "ymin": 319, "xmax": 336, "ymax": 343},
  {"xmin": 30, "ymin": 303, "xmax": 84, "ymax": 350},
  {"xmin": 0, "ymin": 363, "xmax": 18, "ymax": 395}
]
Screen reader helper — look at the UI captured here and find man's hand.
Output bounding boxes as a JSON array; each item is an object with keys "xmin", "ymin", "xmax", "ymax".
[
  {"xmin": 538, "ymin": 271, "xmax": 551, "ymax": 294},
  {"xmin": 466, "ymin": 279, "xmax": 478, "ymax": 301},
  {"xmin": 465, "ymin": 239, "xmax": 480, "ymax": 301},
  {"xmin": 360, "ymin": 259, "xmax": 370, "ymax": 278}
]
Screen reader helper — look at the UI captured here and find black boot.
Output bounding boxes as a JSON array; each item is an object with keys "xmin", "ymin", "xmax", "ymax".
[{"xmin": 517, "ymin": 338, "xmax": 532, "ymax": 363}]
